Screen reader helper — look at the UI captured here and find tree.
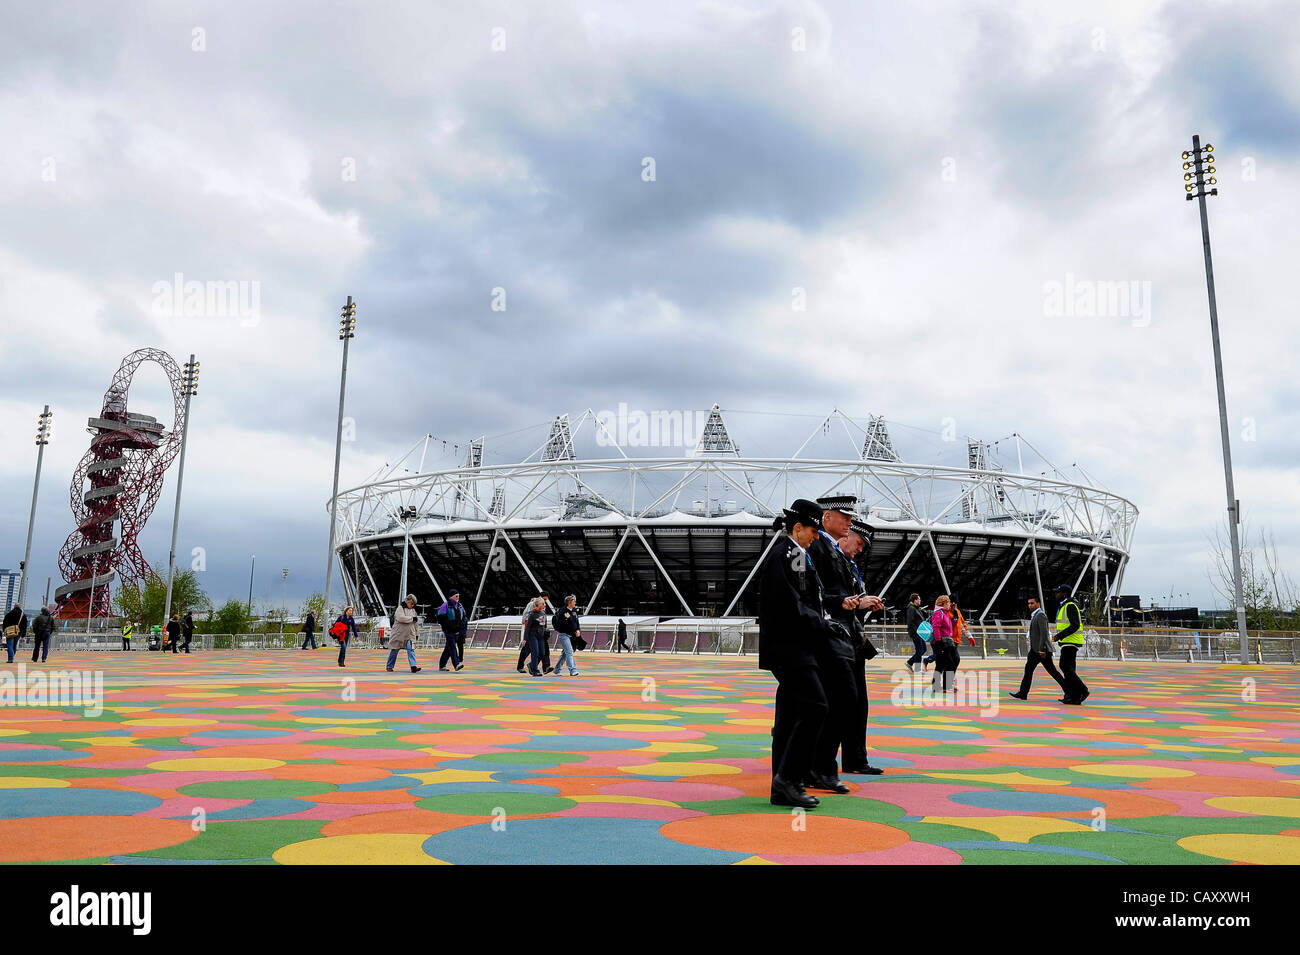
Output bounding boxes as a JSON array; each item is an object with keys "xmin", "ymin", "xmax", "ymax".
[
  {"xmin": 115, "ymin": 565, "xmax": 211, "ymax": 629},
  {"xmin": 301, "ymin": 591, "xmax": 326, "ymax": 623},
  {"xmin": 1207, "ymin": 517, "xmax": 1298, "ymax": 630},
  {"xmin": 206, "ymin": 599, "xmax": 251, "ymax": 635},
  {"xmin": 1081, "ymin": 585, "xmax": 1107, "ymax": 627}
]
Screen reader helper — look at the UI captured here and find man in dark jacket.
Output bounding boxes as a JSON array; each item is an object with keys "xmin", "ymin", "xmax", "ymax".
[
  {"xmin": 437, "ymin": 590, "xmax": 467, "ymax": 671},
  {"xmin": 838, "ymin": 518, "xmax": 884, "ymax": 775},
  {"xmin": 759, "ymin": 499, "xmax": 840, "ymax": 809},
  {"xmin": 181, "ymin": 611, "xmax": 195, "ymax": 653},
  {"xmin": 805, "ymin": 495, "xmax": 870, "ymax": 792},
  {"xmin": 905, "ymin": 594, "xmax": 927, "ymax": 672},
  {"xmin": 300, "ymin": 610, "xmax": 317, "ymax": 649},
  {"xmin": 165, "ymin": 613, "xmax": 181, "ymax": 654},
  {"xmin": 1009, "ymin": 596, "xmax": 1067, "ymax": 700},
  {"xmin": 31, "ymin": 606, "xmax": 55, "ymax": 663},
  {"xmin": 615, "ymin": 618, "xmax": 631, "ymax": 653}
]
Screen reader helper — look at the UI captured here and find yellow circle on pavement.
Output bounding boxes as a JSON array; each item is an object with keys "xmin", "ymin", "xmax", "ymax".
[{"xmin": 274, "ymin": 834, "xmax": 447, "ymax": 865}]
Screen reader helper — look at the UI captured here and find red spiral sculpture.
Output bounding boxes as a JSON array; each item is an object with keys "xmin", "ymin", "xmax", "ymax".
[{"xmin": 55, "ymin": 348, "xmax": 187, "ymax": 618}]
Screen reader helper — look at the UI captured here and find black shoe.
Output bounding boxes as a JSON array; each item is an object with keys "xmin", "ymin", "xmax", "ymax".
[
  {"xmin": 1078, "ymin": 689, "xmax": 1090, "ymax": 703},
  {"xmin": 410, "ymin": 666, "xmax": 422, "ymax": 673},
  {"xmin": 806, "ymin": 773, "xmax": 850, "ymax": 794},
  {"xmin": 543, "ymin": 665, "xmax": 553, "ymax": 674},
  {"xmin": 1059, "ymin": 696, "xmax": 1078, "ymax": 704},
  {"xmin": 1009, "ymin": 692, "xmax": 1027, "ymax": 700},
  {"xmin": 770, "ymin": 776, "xmax": 819, "ymax": 808},
  {"xmin": 846, "ymin": 764, "xmax": 884, "ymax": 776},
  {"xmin": 516, "ymin": 667, "xmax": 526, "ymax": 673},
  {"xmin": 1062, "ymin": 698, "xmax": 1082, "ymax": 705}
]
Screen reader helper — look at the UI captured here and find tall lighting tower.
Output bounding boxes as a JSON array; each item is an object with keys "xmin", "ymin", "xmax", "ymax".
[
  {"xmin": 324, "ymin": 296, "xmax": 356, "ymax": 620},
  {"xmin": 18, "ymin": 406, "xmax": 53, "ymax": 610},
  {"xmin": 163, "ymin": 355, "xmax": 199, "ymax": 626},
  {"xmin": 1182, "ymin": 135, "xmax": 1249, "ymax": 665}
]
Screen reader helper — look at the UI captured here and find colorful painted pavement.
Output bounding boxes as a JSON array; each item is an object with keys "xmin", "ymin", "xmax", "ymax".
[{"xmin": 1, "ymin": 651, "xmax": 1298, "ymax": 864}]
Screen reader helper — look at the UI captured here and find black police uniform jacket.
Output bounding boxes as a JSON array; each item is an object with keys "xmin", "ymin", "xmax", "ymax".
[
  {"xmin": 806, "ymin": 532, "xmax": 861, "ymax": 661},
  {"xmin": 758, "ymin": 534, "xmax": 840, "ymax": 672}
]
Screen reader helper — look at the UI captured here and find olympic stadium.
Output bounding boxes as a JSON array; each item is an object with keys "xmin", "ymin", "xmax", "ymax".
[{"xmin": 330, "ymin": 407, "xmax": 1137, "ymax": 623}]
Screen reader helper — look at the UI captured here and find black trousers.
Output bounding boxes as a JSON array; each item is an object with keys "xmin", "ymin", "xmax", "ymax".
[
  {"xmin": 439, "ymin": 632, "xmax": 465, "ymax": 669},
  {"xmin": 906, "ymin": 634, "xmax": 926, "ymax": 667},
  {"xmin": 846, "ymin": 644, "xmax": 870, "ymax": 768},
  {"xmin": 518, "ymin": 636, "xmax": 550, "ymax": 670},
  {"xmin": 1059, "ymin": 645, "xmax": 1089, "ymax": 699},
  {"xmin": 182, "ymin": 634, "xmax": 192, "ymax": 653},
  {"xmin": 770, "ymin": 665, "xmax": 829, "ymax": 783},
  {"xmin": 810, "ymin": 653, "xmax": 859, "ymax": 777},
  {"xmin": 615, "ymin": 635, "xmax": 631, "ymax": 652},
  {"xmin": 1017, "ymin": 650, "xmax": 1066, "ymax": 697}
]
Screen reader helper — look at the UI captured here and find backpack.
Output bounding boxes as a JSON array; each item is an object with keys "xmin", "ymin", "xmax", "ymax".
[{"xmin": 552, "ymin": 611, "xmax": 566, "ymax": 633}]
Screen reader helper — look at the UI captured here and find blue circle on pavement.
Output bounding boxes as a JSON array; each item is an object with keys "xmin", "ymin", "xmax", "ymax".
[{"xmin": 422, "ymin": 818, "xmax": 747, "ymax": 865}]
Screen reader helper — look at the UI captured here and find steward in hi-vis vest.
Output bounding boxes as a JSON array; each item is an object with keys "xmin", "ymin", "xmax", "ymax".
[{"xmin": 1051, "ymin": 584, "xmax": 1090, "ymax": 704}]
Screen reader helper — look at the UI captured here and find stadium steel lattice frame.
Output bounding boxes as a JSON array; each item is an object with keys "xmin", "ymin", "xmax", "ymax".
[
  {"xmin": 54, "ymin": 348, "xmax": 189, "ymax": 618},
  {"xmin": 330, "ymin": 408, "xmax": 1138, "ymax": 622}
]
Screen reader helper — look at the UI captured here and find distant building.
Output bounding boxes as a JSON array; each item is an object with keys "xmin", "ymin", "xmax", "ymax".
[{"xmin": 0, "ymin": 568, "xmax": 18, "ymax": 614}]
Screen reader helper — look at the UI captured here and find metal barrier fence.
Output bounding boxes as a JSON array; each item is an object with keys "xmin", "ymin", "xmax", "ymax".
[{"xmin": 11, "ymin": 625, "xmax": 1300, "ymax": 664}]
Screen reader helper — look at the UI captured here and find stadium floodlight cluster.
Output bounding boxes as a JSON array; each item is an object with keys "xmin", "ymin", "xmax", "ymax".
[{"xmin": 330, "ymin": 407, "xmax": 1137, "ymax": 623}]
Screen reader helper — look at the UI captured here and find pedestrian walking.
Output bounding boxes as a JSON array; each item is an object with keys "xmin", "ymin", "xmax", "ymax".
[
  {"xmin": 522, "ymin": 597, "xmax": 548, "ymax": 676},
  {"xmin": 181, "ymin": 610, "xmax": 194, "ymax": 653},
  {"xmin": 436, "ymin": 590, "xmax": 467, "ymax": 671},
  {"xmin": 165, "ymin": 613, "xmax": 181, "ymax": 654},
  {"xmin": 551, "ymin": 596, "xmax": 581, "ymax": 676},
  {"xmin": 332, "ymin": 605, "xmax": 358, "ymax": 667},
  {"xmin": 929, "ymin": 595, "xmax": 958, "ymax": 692},
  {"xmin": 300, "ymin": 609, "xmax": 317, "ymax": 650},
  {"xmin": 951, "ymin": 598, "xmax": 975, "ymax": 648},
  {"xmin": 1009, "ymin": 595, "xmax": 1067, "ymax": 700},
  {"xmin": 615, "ymin": 618, "xmax": 632, "ymax": 653},
  {"xmin": 905, "ymin": 594, "xmax": 927, "ymax": 673},
  {"xmin": 386, "ymin": 595, "xmax": 422, "ymax": 673},
  {"xmin": 31, "ymin": 606, "xmax": 54, "ymax": 663},
  {"xmin": 1052, "ymin": 584, "xmax": 1091, "ymax": 704},
  {"xmin": 3, "ymin": 604, "xmax": 26, "ymax": 663}
]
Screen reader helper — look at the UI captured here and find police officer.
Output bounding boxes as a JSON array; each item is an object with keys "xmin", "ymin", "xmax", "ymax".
[
  {"xmin": 840, "ymin": 516, "xmax": 884, "ymax": 773},
  {"xmin": 807, "ymin": 496, "xmax": 883, "ymax": 788},
  {"xmin": 1052, "ymin": 584, "xmax": 1091, "ymax": 704},
  {"xmin": 759, "ymin": 499, "xmax": 839, "ymax": 809}
]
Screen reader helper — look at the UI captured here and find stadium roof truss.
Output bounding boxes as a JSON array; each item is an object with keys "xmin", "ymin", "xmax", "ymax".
[{"xmin": 332, "ymin": 408, "xmax": 1137, "ymax": 622}]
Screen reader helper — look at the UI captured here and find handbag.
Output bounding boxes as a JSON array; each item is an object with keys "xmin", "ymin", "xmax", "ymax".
[
  {"xmin": 3, "ymin": 625, "xmax": 17, "ymax": 639},
  {"xmin": 917, "ymin": 620, "xmax": 933, "ymax": 640}
]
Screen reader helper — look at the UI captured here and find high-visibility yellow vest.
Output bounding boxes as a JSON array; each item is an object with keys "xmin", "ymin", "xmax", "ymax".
[
  {"xmin": 123, "ymin": 623, "xmax": 134, "ymax": 638},
  {"xmin": 1056, "ymin": 602, "xmax": 1084, "ymax": 645}
]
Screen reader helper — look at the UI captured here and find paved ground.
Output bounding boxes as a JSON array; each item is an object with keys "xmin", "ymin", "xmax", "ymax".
[{"xmin": 1, "ymin": 648, "xmax": 1298, "ymax": 864}]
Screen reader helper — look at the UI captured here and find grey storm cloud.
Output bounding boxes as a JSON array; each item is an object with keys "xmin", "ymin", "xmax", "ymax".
[{"xmin": 1, "ymin": 0, "xmax": 1297, "ymax": 611}]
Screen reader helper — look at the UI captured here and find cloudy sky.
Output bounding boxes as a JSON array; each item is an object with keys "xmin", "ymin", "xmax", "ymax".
[{"xmin": 1, "ymin": 0, "xmax": 1296, "ymax": 614}]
